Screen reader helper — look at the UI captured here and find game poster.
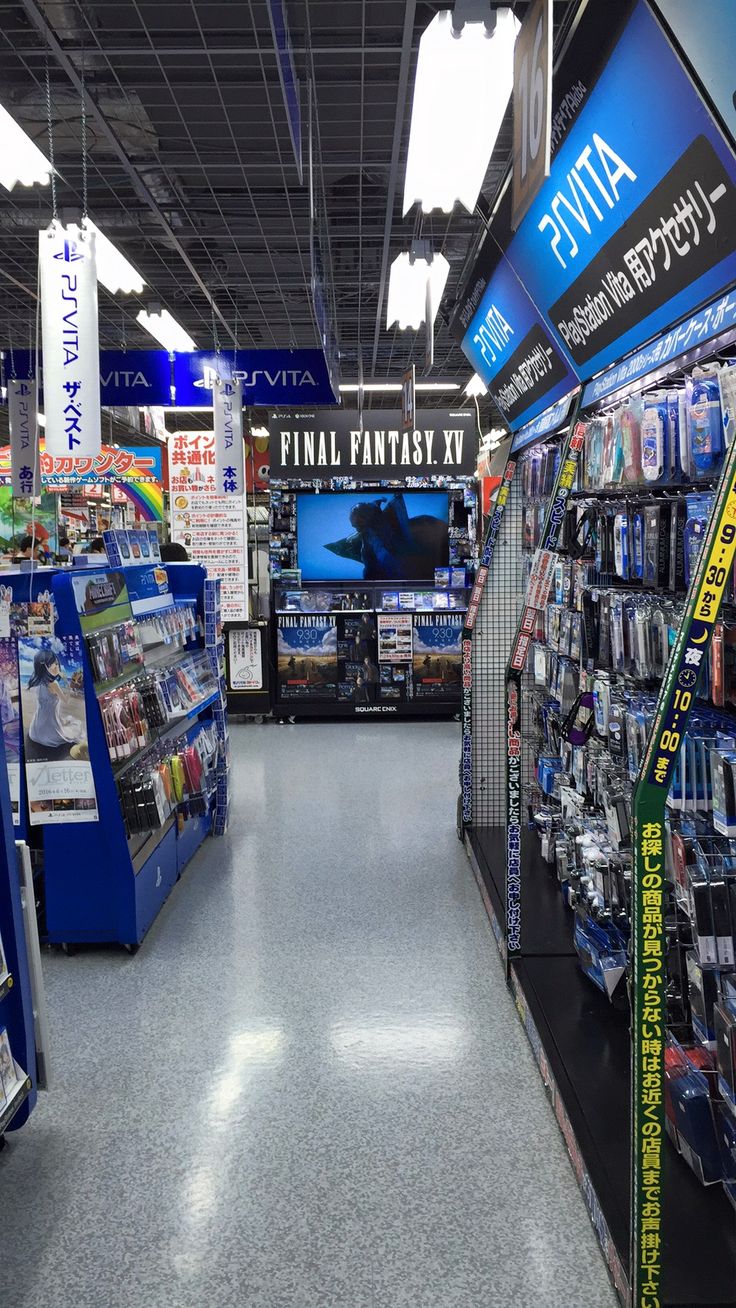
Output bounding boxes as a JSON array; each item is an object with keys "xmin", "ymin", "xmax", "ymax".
[
  {"xmin": 412, "ymin": 614, "xmax": 463, "ymax": 700},
  {"xmin": 276, "ymin": 616, "xmax": 338, "ymax": 701},
  {"xmin": 17, "ymin": 634, "xmax": 98, "ymax": 824}
]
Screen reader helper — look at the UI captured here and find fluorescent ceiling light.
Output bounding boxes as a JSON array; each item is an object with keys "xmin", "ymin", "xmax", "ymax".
[
  {"xmin": 0, "ymin": 101, "xmax": 52, "ymax": 191},
  {"xmin": 386, "ymin": 251, "xmax": 450, "ymax": 331},
  {"xmin": 338, "ymin": 381, "xmax": 460, "ymax": 394},
  {"xmin": 136, "ymin": 308, "xmax": 196, "ymax": 354},
  {"xmin": 403, "ymin": 7, "xmax": 519, "ymax": 214},
  {"xmin": 250, "ymin": 426, "xmax": 269, "ymax": 437},
  {"xmin": 464, "ymin": 372, "xmax": 488, "ymax": 398},
  {"xmin": 85, "ymin": 219, "xmax": 146, "ymax": 296}
]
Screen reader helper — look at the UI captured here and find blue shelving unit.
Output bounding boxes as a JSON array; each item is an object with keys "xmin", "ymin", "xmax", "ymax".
[
  {"xmin": 0, "ymin": 732, "xmax": 37, "ymax": 1136},
  {"xmin": 35, "ymin": 560, "xmax": 224, "ymax": 948}
]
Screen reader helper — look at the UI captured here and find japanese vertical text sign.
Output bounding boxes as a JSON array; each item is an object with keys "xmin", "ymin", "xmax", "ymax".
[
  {"xmin": 39, "ymin": 221, "xmax": 101, "ymax": 458},
  {"xmin": 213, "ymin": 376, "xmax": 245, "ymax": 496},
  {"xmin": 8, "ymin": 378, "xmax": 39, "ymax": 496},
  {"xmin": 631, "ymin": 430, "xmax": 736, "ymax": 1307}
]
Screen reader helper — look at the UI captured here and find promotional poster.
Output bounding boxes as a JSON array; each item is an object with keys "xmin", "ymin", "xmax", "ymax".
[
  {"xmin": 296, "ymin": 490, "xmax": 450, "ymax": 582},
  {"xmin": 412, "ymin": 614, "xmax": 463, "ymax": 699},
  {"xmin": 0, "ymin": 488, "xmax": 58, "ymax": 557},
  {"xmin": 277, "ymin": 616, "xmax": 338, "ymax": 700},
  {"xmin": 269, "ymin": 408, "xmax": 477, "ymax": 479},
  {"xmin": 71, "ymin": 569, "xmax": 132, "ymax": 635},
  {"xmin": 168, "ymin": 431, "xmax": 249, "ymax": 622},
  {"xmin": 227, "ymin": 628, "xmax": 263, "ymax": 691},
  {"xmin": 377, "ymin": 613, "xmax": 413, "ymax": 663},
  {"xmin": 337, "ymin": 614, "xmax": 381, "ymax": 705},
  {"xmin": 17, "ymin": 634, "xmax": 98, "ymax": 824}
]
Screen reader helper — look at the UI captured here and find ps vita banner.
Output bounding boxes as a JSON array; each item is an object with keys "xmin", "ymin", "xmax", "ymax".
[
  {"xmin": 39, "ymin": 221, "xmax": 101, "ymax": 459},
  {"xmin": 213, "ymin": 376, "xmax": 245, "ymax": 496}
]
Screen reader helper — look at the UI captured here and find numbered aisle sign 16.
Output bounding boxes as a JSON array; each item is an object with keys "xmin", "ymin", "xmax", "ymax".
[{"xmin": 512, "ymin": 0, "xmax": 552, "ymax": 230}]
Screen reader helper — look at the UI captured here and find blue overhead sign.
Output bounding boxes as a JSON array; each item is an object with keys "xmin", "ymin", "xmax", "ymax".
[
  {"xmin": 459, "ymin": 256, "xmax": 579, "ymax": 430},
  {"xmin": 581, "ymin": 286, "xmax": 736, "ymax": 407},
  {"xmin": 510, "ymin": 390, "xmax": 577, "ymax": 454},
  {"xmin": 454, "ymin": 0, "xmax": 736, "ymax": 415},
  {"xmin": 5, "ymin": 347, "xmax": 172, "ymax": 406},
  {"xmin": 172, "ymin": 349, "xmax": 337, "ymax": 407},
  {"xmin": 505, "ymin": 0, "xmax": 736, "ymax": 378},
  {"xmin": 3, "ymin": 347, "xmax": 338, "ymax": 409}
]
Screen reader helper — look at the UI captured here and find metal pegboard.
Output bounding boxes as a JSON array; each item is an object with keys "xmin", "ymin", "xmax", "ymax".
[{"xmin": 471, "ymin": 473, "xmax": 526, "ymax": 824}]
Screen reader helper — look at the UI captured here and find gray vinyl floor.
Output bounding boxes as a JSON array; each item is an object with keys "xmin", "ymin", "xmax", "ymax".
[{"xmin": 1, "ymin": 721, "xmax": 618, "ymax": 1308}]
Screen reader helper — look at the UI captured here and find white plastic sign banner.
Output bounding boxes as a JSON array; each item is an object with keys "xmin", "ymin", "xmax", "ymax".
[
  {"xmin": 213, "ymin": 376, "xmax": 245, "ymax": 495},
  {"xmin": 8, "ymin": 377, "xmax": 39, "ymax": 495},
  {"xmin": 39, "ymin": 221, "xmax": 101, "ymax": 458}
]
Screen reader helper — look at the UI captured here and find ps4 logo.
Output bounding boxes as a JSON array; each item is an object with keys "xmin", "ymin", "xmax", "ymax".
[{"xmin": 194, "ymin": 365, "xmax": 317, "ymax": 391}]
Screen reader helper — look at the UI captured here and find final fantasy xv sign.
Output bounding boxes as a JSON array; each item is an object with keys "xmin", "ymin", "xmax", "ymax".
[{"xmin": 268, "ymin": 409, "xmax": 477, "ymax": 480}]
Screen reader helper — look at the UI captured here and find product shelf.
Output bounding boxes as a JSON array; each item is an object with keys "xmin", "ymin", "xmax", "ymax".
[
  {"xmin": 468, "ymin": 827, "xmax": 736, "ymax": 1307},
  {"xmin": 34, "ymin": 561, "xmax": 229, "ymax": 948},
  {"xmin": 0, "ymin": 1062, "xmax": 32, "ymax": 1137},
  {"xmin": 110, "ymin": 690, "xmax": 221, "ymax": 781}
]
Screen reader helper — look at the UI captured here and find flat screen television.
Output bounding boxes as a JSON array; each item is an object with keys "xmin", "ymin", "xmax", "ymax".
[{"xmin": 296, "ymin": 489, "xmax": 450, "ymax": 582}]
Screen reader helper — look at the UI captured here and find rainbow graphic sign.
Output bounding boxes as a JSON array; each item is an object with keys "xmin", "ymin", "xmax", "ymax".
[{"xmin": 0, "ymin": 443, "xmax": 164, "ymax": 521}]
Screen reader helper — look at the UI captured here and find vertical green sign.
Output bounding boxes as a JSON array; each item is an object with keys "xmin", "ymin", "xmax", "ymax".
[{"xmin": 631, "ymin": 437, "xmax": 736, "ymax": 1306}]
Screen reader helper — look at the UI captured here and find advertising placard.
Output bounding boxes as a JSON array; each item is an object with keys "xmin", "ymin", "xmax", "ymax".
[
  {"xmin": 276, "ymin": 615, "xmax": 337, "ymax": 701},
  {"xmin": 269, "ymin": 408, "xmax": 477, "ymax": 480},
  {"xmin": 454, "ymin": 253, "xmax": 579, "ymax": 431},
  {"xmin": 39, "ymin": 222, "xmax": 101, "ymax": 458},
  {"xmin": 412, "ymin": 613, "xmax": 463, "ymax": 699},
  {"xmin": 17, "ymin": 633, "xmax": 98, "ymax": 825},
  {"xmin": 227, "ymin": 628, "xmax": 263, "ymax": 692},
  {"xmin": 213, "ymin": 377, "xmax": 245, "ymax": 497},
  {"xmin": 168, "ymin": 431, "xmax": 249, "ymax": 622},
  {"xmin": 377, "ymin": 613, "xmax": 413, "ymax": 663},
  {"xmin": 455, "ymin": 0, "xmax": 736, "ymax": 412},
  {"xmin": 630, "ymin": 434, "xmax": 736, "ymax": 1307},
  {"xmin": 8, "ymin": 379, "xmax": 39, "ymax": 497}
]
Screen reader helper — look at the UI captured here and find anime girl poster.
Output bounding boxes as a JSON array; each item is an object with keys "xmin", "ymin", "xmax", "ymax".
[{"xmin": 17, "ymin": 634, "xmax": 98, "ymax": 824}]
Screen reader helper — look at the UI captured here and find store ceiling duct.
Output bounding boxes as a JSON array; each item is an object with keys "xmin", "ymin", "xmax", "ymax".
[
  {"xmin": 0, "ymin": 100, "xmax": 52, "ymax": 191},
  {"xmin": 402, "ymin": 5, "xmax": 519, "ymax": 215},
  {"xmin": 136, "ymin": 308, "xmax": 196, "ymax": 354},
  {"xmin": 85, "ymin": 220, "xmax": 146, "ymax": 296},
  {"xmin": 464, "ymin": 372, "xmax": 488, "ymax": 398},
  {"xmin": 386, "ymin": 251, "xmax": 450, "ymax": 331}
]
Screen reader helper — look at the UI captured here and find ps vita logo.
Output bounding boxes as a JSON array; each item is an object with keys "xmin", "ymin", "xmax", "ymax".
[{"xmin": 194, "ymin": 365, "xmax": 317, "ymax": 391}]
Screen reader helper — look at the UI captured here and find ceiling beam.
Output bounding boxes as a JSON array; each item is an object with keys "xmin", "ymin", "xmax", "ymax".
[
  {"xmin": 13, "ymin": 45, "xmax": 407, "ymax": 58},
  {"xmin": 19, "ymin": 0, "xmax": 238, "ymax": 347}
]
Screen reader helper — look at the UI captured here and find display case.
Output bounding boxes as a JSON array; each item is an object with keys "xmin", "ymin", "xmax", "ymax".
[
  {"xmin": 2, "ymin": 550, "xmax": 229, "ymax": 950},
  {"xmin": 464, "ymin": 327, "xmax": 736, "ymax": 1304},
  {"xmin": 270, "ymin": 485, "xmax": 477, "ymax": 718}
]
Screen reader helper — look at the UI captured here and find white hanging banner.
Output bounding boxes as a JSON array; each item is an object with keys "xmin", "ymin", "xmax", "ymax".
[
  {"xmin": 8, "ymin": 377, "xmax": 39, "ymax": 496},
  {"xmin": 213, "ymin": 375, "xmax": 245, "ymax": 496},
  {"xmin": 39, "ymin": 220, "xmax": 101, "ymax": 458}
]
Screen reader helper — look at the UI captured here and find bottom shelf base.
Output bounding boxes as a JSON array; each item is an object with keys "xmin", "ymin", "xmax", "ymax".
[{"xmin": 466, "ymin": 824, "xmax": 736, "ymax": 1308}]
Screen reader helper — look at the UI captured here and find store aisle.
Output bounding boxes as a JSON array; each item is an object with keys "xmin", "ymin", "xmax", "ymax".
[{"xmin": 0, "ymin": 722, "xmax": 617, "ymax": 1308}]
